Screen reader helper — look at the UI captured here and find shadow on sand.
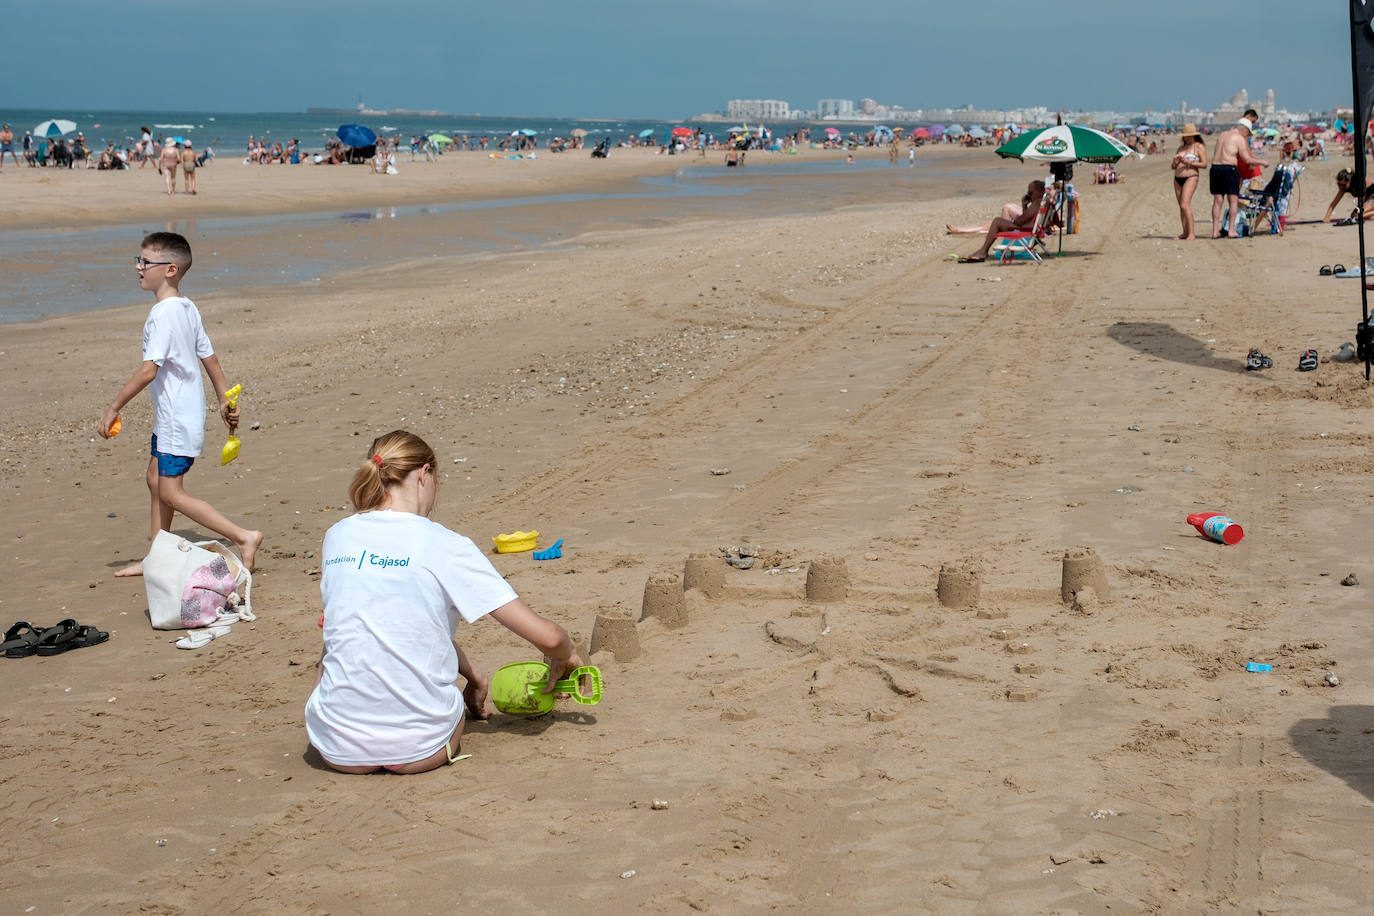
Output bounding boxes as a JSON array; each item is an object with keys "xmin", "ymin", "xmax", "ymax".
[
  {"xmin": 1289, "ymin": 705, "xmax": 1374, "ymax": 803},
  {"xmin": 1107, "ymin": 321, "xmax": 1245, "ymax": 373}
]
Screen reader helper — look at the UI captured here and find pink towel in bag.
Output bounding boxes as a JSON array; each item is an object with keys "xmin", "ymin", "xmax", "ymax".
[{"xmin": 180, "ymin": 556, "xmax": 238, "ymax": 628}]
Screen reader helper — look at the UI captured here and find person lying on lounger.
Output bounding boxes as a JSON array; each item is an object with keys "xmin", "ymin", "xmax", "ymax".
[{"xmin": 956, "ymin": 180, "xmax": 1046, "ymax": 263}]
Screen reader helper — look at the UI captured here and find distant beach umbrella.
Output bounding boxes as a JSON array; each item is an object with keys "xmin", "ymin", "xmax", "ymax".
[
  {"xmin": 337, "ymin": 124, "xmax": 377, "ymax": 147},
  {"xmin": 994, "ymin": 123, "xmax": 1131, "ymax": 163},
  {"xmin": 33, "ymin": 119, "xmax": 77, "ymax": 138},
  {"xmin": 571, "ymin": 128, "xmax": 588, "ymax": 137},
  {"xmin": 513, "ymin": 129, "xmax": 537, "ymax": 137},
  {"xmin": 824, "ymin": 127, "xmax": 841, "ymax": 137},
  {"xmin": 873, "ymin": 125, "xmax": 893, "ymax": 135},
  {"xmin": 911, "ymin": 127, "xmax": 931, "ymax": 139},
  {"xmin": 967, "ymin": 125, "xmax": 988, "ymax": 139},
  {"xmin": 929, "ymin": 124, "xmax": 946, "ymax": 137},
  {"xmin": 670, "ymin": 126, "xmax": 694, "ymax": 137},
  {"xmin": 945, "ymin": 124, "xmax": 965, "ymax": 136},
  {"xmin": 428, "ymin": 134, "xmax": 452, "ymax": 145},
  {"xmin": 637, "ymin": 128, "xmax": 655, "ymax": 138}
]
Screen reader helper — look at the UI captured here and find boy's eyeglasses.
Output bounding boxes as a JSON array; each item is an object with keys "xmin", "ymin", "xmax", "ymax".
[{"xmin": 135, "ymin": 257, "xmax": 173, "ymax": 270}]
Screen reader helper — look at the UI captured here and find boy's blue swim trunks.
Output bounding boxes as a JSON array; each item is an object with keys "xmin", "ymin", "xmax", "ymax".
[{"xmin": 150, "ymin": 435, "xmax": 195, "ymax": 477}]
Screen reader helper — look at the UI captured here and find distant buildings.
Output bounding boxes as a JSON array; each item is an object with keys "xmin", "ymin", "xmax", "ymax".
[
  {"xmin": 715, "ymin": 88, "xmax": 1322, "ymax": 127},
  {"xmin": 726, "ymin": 99, "xmax": 791, "ymax": 121}
]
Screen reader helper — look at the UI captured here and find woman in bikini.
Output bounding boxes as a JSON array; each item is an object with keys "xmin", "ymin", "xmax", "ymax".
[
  {"xmin": 181, "ymin": 141, "xmax": 197, "ymax": 194},
  {"xmin": 1171, "ymin": 124, "xmax": 1208, "ymax": 240}
]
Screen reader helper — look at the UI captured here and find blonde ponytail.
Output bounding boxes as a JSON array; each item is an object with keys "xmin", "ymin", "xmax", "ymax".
[{"xmin": 347, "ymin": 430, "xmax": 438, "ymax": 511}]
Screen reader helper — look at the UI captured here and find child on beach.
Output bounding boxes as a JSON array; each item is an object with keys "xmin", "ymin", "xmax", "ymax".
[
  {"xmin": 306, "ymin": 430, "xmax": 580, "ymax": 774},
  {"xmin": 98, "ymin": 232, "xmax": 262, "ymax": 576}
]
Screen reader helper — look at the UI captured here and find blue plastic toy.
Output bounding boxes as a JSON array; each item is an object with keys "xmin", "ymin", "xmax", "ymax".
[{"xmin": 533, "ymin": 538, "xmax": 564, "ymax": 561}]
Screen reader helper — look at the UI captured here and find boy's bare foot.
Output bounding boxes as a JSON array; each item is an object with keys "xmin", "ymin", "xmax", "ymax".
[
  {"xmin": 114, "ymin": 561, "xmax": 144, "ymax": 577},
  {"xmin": 238, "ymin": 531, "xmax": 263, "ymax": 572}
]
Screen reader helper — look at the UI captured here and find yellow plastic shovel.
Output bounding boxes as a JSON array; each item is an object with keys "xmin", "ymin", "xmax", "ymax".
[{"xmin": 221, "ymin": 384, "xmax": 243, "ymax": 466}]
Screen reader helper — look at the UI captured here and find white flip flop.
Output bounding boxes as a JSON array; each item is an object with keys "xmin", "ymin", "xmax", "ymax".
[{"xmin": 176, "ymin": 625, "xmax": 231, "ymax": 650}]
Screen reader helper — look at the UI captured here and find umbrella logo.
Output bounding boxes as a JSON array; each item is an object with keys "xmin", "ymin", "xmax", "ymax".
[{"xmin": 1033, "ymin": 137, "xmax": 1068, "ymax": 155}]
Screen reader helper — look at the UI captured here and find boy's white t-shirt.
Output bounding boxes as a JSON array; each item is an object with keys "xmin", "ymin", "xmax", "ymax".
[
  {"xmin": 142, "ymin": 295, "xmax": 214, "ymax": 457},
  {"xmin": 305, "ymin": 510, "xmax": 518, "ymax": 767}
]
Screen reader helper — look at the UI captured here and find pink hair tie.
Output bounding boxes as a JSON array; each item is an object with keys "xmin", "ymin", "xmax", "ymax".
[{"xmin": 372, "ymin": 454, "xmax": 383, "ymax": 467}]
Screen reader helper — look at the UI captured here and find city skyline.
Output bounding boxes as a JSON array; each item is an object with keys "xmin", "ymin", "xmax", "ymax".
[{"xmin": 10, "ymin": 1, "xmax": 1353, "ymax": 119}]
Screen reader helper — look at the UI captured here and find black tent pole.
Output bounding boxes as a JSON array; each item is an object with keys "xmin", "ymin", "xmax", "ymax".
[{"xmin": 1351, "ymin": 9, "xmax": 1371, "ymax": 379}]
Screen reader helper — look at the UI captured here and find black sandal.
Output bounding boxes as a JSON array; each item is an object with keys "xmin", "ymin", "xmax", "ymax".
[
  {"xmin": 2, "ymin": 621, "xmax": 44, "ymax": 658},
  {"xmin": 956, "ymin": 256, "xmax": 985, "ymax": 264},
  {"xmin": 35, "ymin": 619, "xmax": 80, "ymax": 656},
  {"xmin": 1320, "ymin": 265, "xmax": 1333, "ymax": 275},
  {"xmin": 1298, "ymin": 349, "xmax": 1319, "ymax": 371},
  {"xmin": 1245, "ymin": 348, "xmax": 1274, "ymax": 371},
  {"xmin": 1334, "ymin": 264, "xmax": 1348, "ymax": 274}
]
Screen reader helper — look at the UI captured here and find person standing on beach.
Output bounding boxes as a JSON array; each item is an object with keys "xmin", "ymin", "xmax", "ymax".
[
  {"xmin": 138, "ymin": 126, "xmax": 153, "ymax": 168},
  {"xmin": 0, "ymin": 124, "xmax": 18, "ymax": 168},
  {"xmin": 159, "ymin": 139, "xmax": 180, "ymax": 195},
  {"xmin": 1171, "ymin": 124, "xmax": 1208, "ymax": 240},
  {"xmin": 181, "ymin": 141, "xmax": 198, "ymax": 194},
  {"xmin": 98, "ymin": 232, "xmax": 262, "ymax": 577},
  {"xmin": 1209, "ymin": 121, "xmax": 1267, "ymax": 238}
]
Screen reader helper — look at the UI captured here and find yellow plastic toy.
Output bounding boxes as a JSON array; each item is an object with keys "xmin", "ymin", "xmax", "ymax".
[
  {"xmin": 221, "ymin": 384, "xmax": 243, "ymax": 466},
  {"xmin": 493, "ymin": 530, "xmax": 539, "ymax": 553},
  {"xmin": 108, "ymin": 416, "xmax": 122, "ymax": 437}
]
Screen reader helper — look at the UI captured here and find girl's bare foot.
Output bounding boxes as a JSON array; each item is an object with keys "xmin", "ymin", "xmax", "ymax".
[
  {"xmin": 237, "ymin": 531, "xmax": 264, "ymax": 572},
  {"xmin": 114, "ymin": 561, "xmax": 144, "ymax": 577}
]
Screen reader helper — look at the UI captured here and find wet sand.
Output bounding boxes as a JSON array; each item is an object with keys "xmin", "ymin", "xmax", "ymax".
[{"xmin": 2, "ymin": 145, "xmax": 1373, "ymax": 912}]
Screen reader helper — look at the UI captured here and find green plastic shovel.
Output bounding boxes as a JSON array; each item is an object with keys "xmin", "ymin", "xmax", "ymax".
[{"xmin": 490, "ymin": 661, "xmax": 602, "ymax": 716}]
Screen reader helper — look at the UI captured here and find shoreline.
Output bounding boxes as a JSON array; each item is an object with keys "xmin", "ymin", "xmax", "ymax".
[
  {"xmin": 0, "ymin": 143, "xmax": 1003, "ymax": 234},
  {"xmin": 2, "ymin": 145, "xmax": 1009, "ymax": 325}
]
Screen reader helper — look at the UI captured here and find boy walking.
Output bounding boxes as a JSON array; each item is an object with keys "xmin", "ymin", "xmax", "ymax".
[{"xmin": 99, "ymin": 232, "xmax": 262, "ymax": 576}]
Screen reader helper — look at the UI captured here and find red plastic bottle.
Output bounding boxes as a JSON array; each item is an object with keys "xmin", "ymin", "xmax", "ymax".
[{"xmin": 1187, "ymin": 512, "xmax": 1244, "ymax": 545}]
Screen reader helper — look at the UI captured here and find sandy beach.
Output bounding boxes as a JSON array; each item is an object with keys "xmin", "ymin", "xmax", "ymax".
[{"xmin": 2, "ymin": 144, "xmax": 1373, "ymax": 913}]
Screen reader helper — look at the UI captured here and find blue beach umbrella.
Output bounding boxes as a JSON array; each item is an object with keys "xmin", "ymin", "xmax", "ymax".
[
  {"xmin": 337, "ymin": 123, "xmax": 377, "ymax": 147},
  {"xmin": 34, "ymin": 119, "xmax": 77, "ymax": 138},
  {"xmin": 637, "ymin": 128, "xmax": 655, "ymax": 138}
]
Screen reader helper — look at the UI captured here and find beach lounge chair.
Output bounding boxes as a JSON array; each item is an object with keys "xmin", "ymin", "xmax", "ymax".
[{"xmin": 990, "ymin": 188, "xmax": 1057, "ymax": 264}]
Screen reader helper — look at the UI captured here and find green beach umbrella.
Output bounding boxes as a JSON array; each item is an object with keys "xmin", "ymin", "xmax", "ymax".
[
  {"xmin": 428, "ymin": 133, "xmax": 452, "ymax": 145},
  {"xmin": 994, "ymin": 124, "xmax": 1131, "ymax": 163}
]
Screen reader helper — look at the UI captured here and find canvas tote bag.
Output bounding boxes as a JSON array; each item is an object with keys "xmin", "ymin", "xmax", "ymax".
[{"xmin": 143, "ymin": 529, "xmax": 256, "ymax": 630}]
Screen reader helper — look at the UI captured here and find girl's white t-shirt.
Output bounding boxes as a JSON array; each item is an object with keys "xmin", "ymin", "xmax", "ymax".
[{"xmin": 305, "ymin": 510, "xmax": 518, "ymax": 766}]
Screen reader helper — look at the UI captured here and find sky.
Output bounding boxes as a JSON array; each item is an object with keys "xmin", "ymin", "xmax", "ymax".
[{"xmin": 10, "ymin": 1, "xmax": 1355, "ymax": 118}]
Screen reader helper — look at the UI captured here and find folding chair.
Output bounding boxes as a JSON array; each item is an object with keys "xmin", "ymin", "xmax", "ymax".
[
  {"xmin": 991, "ymin": 188, "xmax": 1057, "ymax": 264},
  {"xmin": 1240, "ymin": 163, "xmax": 1301, "ymax": 237}
]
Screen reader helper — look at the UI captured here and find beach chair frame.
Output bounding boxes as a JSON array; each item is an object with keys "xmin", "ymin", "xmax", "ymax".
[{"xmin": 991, "ymin": 191, "xmax": 1057, "ymax": 264}]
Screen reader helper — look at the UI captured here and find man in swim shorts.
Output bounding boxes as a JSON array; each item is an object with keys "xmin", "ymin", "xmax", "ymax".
[
  {"xmin": 1209, "ymin": 120, "xmax": 1267, "ymax": 239},
  {"xmin": 0, "ymin": 124, "xmax": 18, "ymax": 168}
]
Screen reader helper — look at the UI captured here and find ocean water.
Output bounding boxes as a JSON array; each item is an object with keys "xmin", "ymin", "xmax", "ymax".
[
  {"xmin": 0, "ymin": 158, "xmax": 997, "ymax": 324},
  {"xmin": 1, "ymin": 107, "xmax": 783, "ymax": 155}
]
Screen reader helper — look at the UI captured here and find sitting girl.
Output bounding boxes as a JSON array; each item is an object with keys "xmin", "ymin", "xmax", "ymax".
[{"xmin": 305, "ymin": 430, "xmax": 582, "ymax": 774}]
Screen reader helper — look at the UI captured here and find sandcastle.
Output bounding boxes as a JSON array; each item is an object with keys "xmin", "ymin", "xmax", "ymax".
[
  {"xmin": 683, "ymin": 552, "xmax": 724, "ymax": 598},
  {"xmin": 642, "ymin": 571, "xmax": 688, "ymax": 629},
  {"xmin": 936, "ymin": 560, "xmax": 981, "ymax": 609},
  {"xmin": 590, "ymin": 611, "xmax": 641, "ymax": 661},
  {"xmin": 805, "ymin": 554, "xmax": 849, "ymax": 602},
  {"xmin": 1061, "ymin": 546, "xmax": 1111, "ymax": 605}
]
